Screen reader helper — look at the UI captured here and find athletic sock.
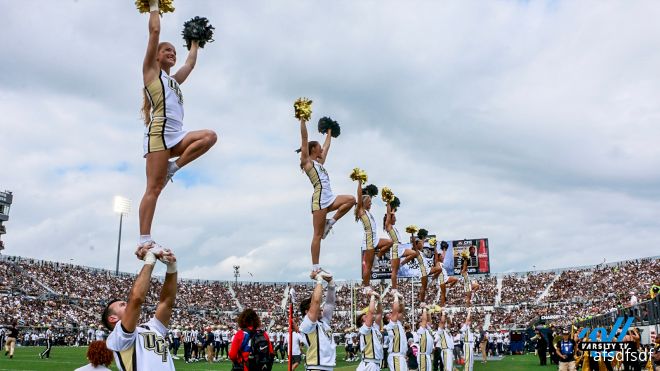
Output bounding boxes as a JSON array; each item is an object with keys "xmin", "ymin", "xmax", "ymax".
[
  {"xmin": 139, "ymin": 235, "xmax": 152, "ymax": 245},
  {"xmin": 313, "ymin": 264, "xmax": 320, "ymax": 271},
  {"xmin": 168, "ymin": 161, "xmax": 180, "ymax": 173},
  {"xmin": 328, "ymin": 219, "xmax": 336, "ymax": 226}
]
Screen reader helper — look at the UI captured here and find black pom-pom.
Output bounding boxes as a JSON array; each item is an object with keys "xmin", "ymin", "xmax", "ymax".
[
  {"xmin": 363, "ymin": 184, "xmax": 378, "ymax": 197},
  {"xmin": 440, "ymin": 241, "xmax": 449, "ymax": 250},
  {"xmin": 389, "ymin": 196, "xmax": 400, "ymax": 210},
  {"xmin": 417, "ymin": 228, "xmax": 429, "ymax": 240},
  {"xmin": 318, "ymin": 116, "xmax": 341, "ymax": 138},
  {"xmin": 182, "ymin": 16, "xmax": 215, "ymax": 50}
]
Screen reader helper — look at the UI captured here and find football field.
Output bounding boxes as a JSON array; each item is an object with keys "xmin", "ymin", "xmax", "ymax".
[{"xmin": 0, "ymin": 346, "xmax": 543, "ymax": 371}]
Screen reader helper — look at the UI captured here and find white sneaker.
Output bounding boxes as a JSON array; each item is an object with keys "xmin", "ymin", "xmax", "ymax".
[
  {"xmin": 137, "ymin": 241, "xmax": 173, "ymax": 263},
  {"xmin": 310, "ymin": 268, "xmax": 333, "ymax": 282},
  {"xmin": 321, "ymin": 219, "xmax": 334, "ymax": 239},
  {"xmin": 163, "ymin": 161, "xmax": 177, "ymax": 188},
  {"xmin": 390, "ymin": 289, "xmax": 404, "ymax": 299},
  {"xmin": 362, "ymin": 286, "xmax": 376, "ymax": 296}
]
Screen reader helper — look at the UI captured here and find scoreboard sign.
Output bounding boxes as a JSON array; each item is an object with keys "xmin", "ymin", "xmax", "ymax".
[{"xmin": 451, "ymin": 238, "xmax": 490, "ymax": 275}]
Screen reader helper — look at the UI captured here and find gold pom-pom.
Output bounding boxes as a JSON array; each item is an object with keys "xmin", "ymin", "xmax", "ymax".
[
  {"xmin": 350, "ymin": 168, "xmax": 368, "ymax": 182},
  {"xmin": 294, "ymin": 97, "xmax": 313, "ymax": 121},
  {"xmin": 405, "ymin": 225, "xmax": 418, "ymax": 234},
  {"xmin": 461, "ymin": 249, "xmax": 470, "ymax": 259},
  {"xmin": 381, "ymin": 187, "xmax": 394, "ymax": 203},
  {"xmin": 429, "ymin": 237, "xmax": 437, "ymax": 247},
  {"xmin": 135, "ymin": 0, "xmax": 175, "ymax": 14}
]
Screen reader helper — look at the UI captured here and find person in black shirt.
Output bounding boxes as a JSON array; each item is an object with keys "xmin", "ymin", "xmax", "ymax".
[
  {"xmin": 3, "ymin": 322, "xmax": 18, "ymax": 359},
  {"xmin": 556, "ymin": 330, "xmax": 576, "ymax": 371},
  {"xmin": 531, "ymin": 329, "xmax": 548, "ymax": 366}
]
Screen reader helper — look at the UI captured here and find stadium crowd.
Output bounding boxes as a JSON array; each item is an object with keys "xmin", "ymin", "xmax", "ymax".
[{"xmin": 0, "ymin": 255, "xmax": 658, "ymax": 344}]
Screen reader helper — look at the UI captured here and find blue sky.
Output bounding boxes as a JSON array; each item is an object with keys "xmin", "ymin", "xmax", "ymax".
[{"xmin": 1, "ymin": 0, "xmax": 660, "ymax": 281}]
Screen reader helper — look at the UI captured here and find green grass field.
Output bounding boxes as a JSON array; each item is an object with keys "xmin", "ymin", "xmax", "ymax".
[{"xmin": 0, "ymin": 347, "xmax": 543, "ymax": 371}]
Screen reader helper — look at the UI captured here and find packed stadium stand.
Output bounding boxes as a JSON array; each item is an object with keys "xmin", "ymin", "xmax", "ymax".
[{"xmin": 0, "ymin": 255, "xmax": 658, "ymax": 345}]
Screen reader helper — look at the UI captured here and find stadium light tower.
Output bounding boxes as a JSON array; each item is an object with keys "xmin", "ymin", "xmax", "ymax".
[
  {"xmin": 113, "ymin": 196, "xmax": 131, "ymax": 275},
  {"xmin": 233, "ymin": 265, "xmax": 240, "ymax": 284}
]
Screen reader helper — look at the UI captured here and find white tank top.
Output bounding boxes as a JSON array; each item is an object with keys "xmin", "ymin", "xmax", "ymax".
[
  {"xmin": 144, "ymin": 71, "xmax": 184, "ymax": 123},
  {"xmin": 417, "ymin": 327, "xmax": 434, "ymax": 355},
  {"xmin": 388, "ymin": 226, "xmax": 402, "ymax": 244},
  {"xmin": 385, "ymin": 321, "xmax": 407, "ymax": 355},
  {"xmin": 359, "ymin": 323, "xmax": 384, "ymax": 361},
  {"xmin": 307, "ymin": 160, "xmax": 333, "ymax": 192},
  {"xmin": 360, "ymin": 209, "xmax": 378, "ymax": 249}
]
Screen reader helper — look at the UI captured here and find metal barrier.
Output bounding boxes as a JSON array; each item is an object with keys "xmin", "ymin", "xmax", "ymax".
[{"xmin": 575, "ymin": 296, "xmax": 660, "ymax": 328}]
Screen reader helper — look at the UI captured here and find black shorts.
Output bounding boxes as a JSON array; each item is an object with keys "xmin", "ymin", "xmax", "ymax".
[{"xmin": 292, "ymin": 355, "xmax": 302, "ymax": 364}]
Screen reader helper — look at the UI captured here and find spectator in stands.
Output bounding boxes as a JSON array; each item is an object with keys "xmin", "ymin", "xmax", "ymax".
[
  {"xmin": 629, "ymin": 291, "xmax": 638, "ymax": 306},
  {"xmin": 74, "ymin": 340, "xmax": 114, "ymax": 371},
  {"xmin": 229, "ymin": 308, "xmax": 274, "ymax": 371}
]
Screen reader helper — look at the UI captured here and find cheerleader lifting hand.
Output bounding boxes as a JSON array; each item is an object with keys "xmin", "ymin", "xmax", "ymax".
[
  {"xmin": 138, "ymin": 1, "xmax": 217, "ymax": 252},
  {"xmin": 299, "ymin": 118, "xmax": 355, "ymax": 279}
]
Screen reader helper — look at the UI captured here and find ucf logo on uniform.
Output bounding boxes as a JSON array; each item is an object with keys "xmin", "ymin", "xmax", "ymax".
[
  {"xmin": 140, "ymin": 332, "xmax": 169, "ymax": 362},
  {"xmin": 167, "ymin": 77, "xmax": 184, "ymax": 104}
]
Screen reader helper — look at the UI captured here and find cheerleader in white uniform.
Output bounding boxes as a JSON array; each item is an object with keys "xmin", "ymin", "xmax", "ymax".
[
  {"xmin": 430, "ymin": 241, "xmax": 460, "ymax": 307},
  {"xmin": 299, "ymin": 119, "xmax": 356, "ymax": 279},
  {"xmin": 384, "ymin": 204, "xmax": 420, "ymax": 298},
  {"xmin": 416, "ymin": 307, "xmax": 434, "ymax": 371},
  {"xmin": 461, "ymin": 309, "xmax": 476, "ymax": 371},
  {"xmin": 459, "ymin": 250, "xmax": 480, "ymax": 307},
  {"xmin": 138, "ymin": 1, "xmax": 217, "ymax": 251},
  {"xmin": 355, "ymin": 180, "xmax": 393, "ymax": 294}
]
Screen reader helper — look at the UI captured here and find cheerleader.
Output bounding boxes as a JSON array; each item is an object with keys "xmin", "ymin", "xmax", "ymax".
[
  {"xmin": 384, "ymin": 204, "xmax": 421, "ymax": 298},
  {"xmin": 459, "ymin": 251, "xmax": 480, "ymax": 307},
  {"xmin": 356, "ymin": 291, "xmax": 384, "ymax": 371},
  {"xmin": 410, "ymin": 232, "xmax": 430, "ymax": 305},
  {"xmin": 416, "ymin": 307, "xmax": 434, "ymax": 371},
  {"xmin": 385, "ymin": 294, "xmax": 408, "ymax": 371},
  {"xmin": 356, "ymin": 180, "xmax": 393, "ymax": 294},
  {"xmin": 430, "ymin": 241, "xmax": 460, "ymax": 307},
  {"xmin": 138, "ymin": 0, "xmax": 217, "ymax": 250},
  {"xmin": 461, "ymin": 309, "xmax": 476, "ymax": 371},
  {"xmin": 299, "ymin": 118, "xmax": 356, "ymax": 279}
]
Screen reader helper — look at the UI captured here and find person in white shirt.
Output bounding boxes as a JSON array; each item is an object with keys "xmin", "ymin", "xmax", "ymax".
[
  {"xmin": 385, "ymin": 293, "xmax": 408, "ymax": 371},
  {"xmin": 434, "ymin": 310, "xmax": 452, "ymax": 371},
  {"xmin": 299, "ymin": 270, "xmax": 336, "ymax": 371},
  {"xmin": 290, "ymin": 320, "xmax": 307, "ymax": 371},
  {"xmin": 357, "ymin": 292, "xmax": 384, "ymax": 371},
  {"xmin": 95, "ymin": 327, "xmax": 105, "ymax": 341},
  {"xmin": 629, "ymin": 292, "xmax": 638, "ymax": 306},
  {"xmin": 74, "ymin": 340, "xmax": 114, "ymax": 371},
  {"xmin": 452, "ymin": 332, "xmax": 461, "ymax": 362},
  {"xmin": 416, "ymin": 307, "xmax": 434, "ymax": 371},
  {"xmin": 495, "ymin": 332, "xmax": 503, "ymax": 355},
  {"xmin": 461, "ymin": 310, "xmax": 476, "ymax": 371},
  {"xmin": 101, "ymin": 245, "xmax": 177, "ymax": 370},
  {"xmin": 39, "ymin": 325, "xmax": 54, "ymax": 359}
]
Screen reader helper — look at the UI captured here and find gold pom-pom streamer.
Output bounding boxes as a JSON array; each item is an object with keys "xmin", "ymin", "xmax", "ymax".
[
  {"xmin": 381, "ymin": 187, "xmax": 394, "ymax": 203},
  {"xmin": 135, "ymin": 0, "xmax": 175, "ymax": 14},
  {"xmin": 350, "ymin": 168, "xmax": 368, "ymax": 182},
  {"xmin": 429, "ymin": 237, "xmax": 437, "ymax": 247},
  {"xmin": 294, "ymin": 97, "xmax": 313, "ymax": 121},
  {"xmin": 405, "ymin": 225, "xmax": 418, "ymax": 234}
]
